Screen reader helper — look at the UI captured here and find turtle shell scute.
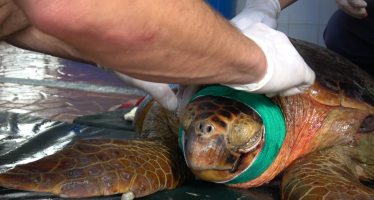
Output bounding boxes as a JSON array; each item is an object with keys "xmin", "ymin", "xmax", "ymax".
[{"xmin": 290, "ymin": 38, "xmax": 374, "ymax": 114}]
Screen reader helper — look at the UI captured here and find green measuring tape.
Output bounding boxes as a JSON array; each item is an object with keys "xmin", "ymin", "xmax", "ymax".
[{"xmin": 179, "ymin": 85, "xmax": 286, "ymax": 184}]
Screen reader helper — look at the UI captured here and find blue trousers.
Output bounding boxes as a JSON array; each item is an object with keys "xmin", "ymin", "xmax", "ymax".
[{"xmin": 324, "ymin": 0, "xmax": 374, "ymax": 76}]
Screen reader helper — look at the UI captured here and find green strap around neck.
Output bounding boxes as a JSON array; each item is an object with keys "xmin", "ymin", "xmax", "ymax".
[{"xmin": 178, "ymin": 85, "xmax": 286, "ymax": 184}]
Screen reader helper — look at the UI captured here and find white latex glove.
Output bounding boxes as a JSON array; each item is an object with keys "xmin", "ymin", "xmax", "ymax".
[
  {"xmin": 176, "ymin": 85, "xmax": 201, "ymax": 115},
  {"xmin": 97, "ymin": 65, "xmax": 178, "ymax": 111},
  {"xmin": 223, "ymin": 23, "xmax": 316, "ymax": 97},
  {"xmin": 175, "ymin": 0, "xmax": 282, "ymax": 113},
  {"xmin": 336, "ymin": 0, "xmax": 368, "ymax": 18},
  {"xmin": 231, "ymin": 0, "xmax": 281, "ymax": 30}
]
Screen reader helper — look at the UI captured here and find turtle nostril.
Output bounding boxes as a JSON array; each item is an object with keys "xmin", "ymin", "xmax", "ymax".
[
  {"xmin": 206, "ymin": 126, "xmax": 212, "ymax": 133},
  {"xmin": 196, "ymin": 123, "xmax": 214, "ymax": 134},
  {"xmin": 198, "ymin": 123, "xmax": 203, "ymax": 131}
]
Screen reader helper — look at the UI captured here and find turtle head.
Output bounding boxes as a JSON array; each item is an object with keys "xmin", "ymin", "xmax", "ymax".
[{"xmin": 180, "ymin": 95, "xmax": 264, "ymax": 182}]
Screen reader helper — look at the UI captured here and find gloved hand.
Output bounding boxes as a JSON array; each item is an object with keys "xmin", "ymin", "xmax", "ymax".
[
  {"xmin": 336, "ymin": 0, "xmax": 368, "ymax": 18},
  {"xmin": 176, "ymin": 0, "xmax": 282, "ymax": 114},
  {"xmin": 223, "ymin": 23, "xmax": 316, "ymax": 97},
  {"xmin": 97, "ymin": 65, "xmax": 179, "ymax": 111},
  {"xmin": 176, "ymin": 85, "xmax": 201, "ymax": 115},
  {"xmin": 231, "ymin": 0, "xmax": 281, "ymax": 30}
]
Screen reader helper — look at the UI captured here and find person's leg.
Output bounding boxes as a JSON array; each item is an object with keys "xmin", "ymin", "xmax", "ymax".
[{"xmin": 324, "ymin": 0, "xmax": 374, "ymax": 76}]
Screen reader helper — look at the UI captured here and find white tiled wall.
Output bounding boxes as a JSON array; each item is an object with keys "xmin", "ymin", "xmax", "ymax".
[{"xmin": 236, "ymin": 0, "xmax": 339, "ymax": 47}]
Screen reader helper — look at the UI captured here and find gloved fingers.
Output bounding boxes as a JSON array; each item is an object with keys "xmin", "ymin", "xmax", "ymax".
[
  {"xmin": 279, "ymin": 69, "xmax": 315, "ymax": 97},
  {"xmin": 278, "ymin": 61, "xmax": 315, "ymax": 97},
  {"xmin": 111, "ymin": 70, "xmax": 179, "ymax": 112},
  {"xmin": 265, "ymin": 84, "xmax": 311, "ymax": 97},
  {"xmin": 279, "ymin": 87, "xmax": 304, "ymax": 97},
  {"xmin": 231, "ymin": 12, "xmax": 263, "ymax": 30},
  {"xmin": 262, "ymin": 15, "xmax": 278, "ymax": 30},
  {"xmin": 231, "ymin": 11, "xmax": 277, "ymax": 30},
  {"xmin": 265, "ymin": 92, "xmax": 278, "ymax": 98},
  {"xmin": 176, "ymin": 84, "xmax": 187, "ymax": 100},
  {"xmin": 231, "ymin": 22, "xmax": 316, "ymax": 95},
  {"xmin": 348, "ymin": 0, "xmax": 367, "ymax": 7},
  {"xmin": 336, "ymin": 0, "xmax": 367, "ymax": 18},
  {"xmin": 177, "ymin": 85, "xmax": 201, "ymax": 116},
  {"xmin": 231, "ymin": 0, "xmax": 280, "ymax": 30},
  {"xmin": 266, "ymin": 62, "xmax": 315, "ymax": 97},
  {"xmin": 266, "ymin": 84, "xmax": 311, "ymax": 97},
  {"xmin": 341, "ymin": 6, "xmax": 367, "ymax": 18},
  {"xmin": 302, "ymin": 63, "xmax": 316, "ymax": 89},
  {"xmin": 147, "ymin": 84, "xmax": 178, "ymax": 111}
]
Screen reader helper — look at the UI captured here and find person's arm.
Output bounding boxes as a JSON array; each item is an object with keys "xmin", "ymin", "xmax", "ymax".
[
  {"xmin": 5, "ymin": 25, "xmax": 181, "ymax": 111},
  {"xmin": 279, "ymin": 0, "xmax": 298, "ymax": 9},
  {"xmin": 0, "ymin": 0, "xmax": 91, "ymax": 64},
  {"xmin": 5, "ymin": 26, "xmax": 94, "ymax": 64},
  {"xmin": 0, "ymin": 1, "xmax": 181, "ymax": 111},
  {"xmin": 14, "ymin": 0, "xmax": 267, "ymax": 85},
  {"xmin": 0, "ymin": 0, "xmax": 29, "ymax": 39},
  {"xmin": 336, "ymin": 0, "xmax": 368, "ymax": 18}
]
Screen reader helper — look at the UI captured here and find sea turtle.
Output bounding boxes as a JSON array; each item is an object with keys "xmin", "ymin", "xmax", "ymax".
[{"xmin": 1, "ymin": 38, "xmax": 374, "ymax": 200}]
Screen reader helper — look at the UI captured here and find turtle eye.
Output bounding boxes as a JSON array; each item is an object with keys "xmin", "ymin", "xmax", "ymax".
[{"xmin": 228, "ymin": 109, "xmax": 264, "ymax": 154}]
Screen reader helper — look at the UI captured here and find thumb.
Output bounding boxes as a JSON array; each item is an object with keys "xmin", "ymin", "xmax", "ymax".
[
  {"xmin": 262, "ymin": 16, "xmax": 278, "ymax": 29},
  {"xmin": 177, "ymin": 85, "xmax": 201, "ymax": 115},
  {"xmin": 143, "ymin": 83, "xmax": 178, "ymax": 111},
  {"xmin": 279, "ymin": 87, "xmax": 304, "ymax": 97},
  {"xmin": 111, "ymin": 71, "xmax": 179, "ymax": 111},
  {"xmin": 349, "ymin": 0, "xmax": 367, "ymax": 8},
  {"xmin": 338, "ymin": 0, "xmax": 367, "ymax": 18}
]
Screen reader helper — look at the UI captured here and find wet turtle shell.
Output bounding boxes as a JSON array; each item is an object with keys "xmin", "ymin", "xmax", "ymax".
[
  {"xmin": 181, "ymin": 38, "xmax": 374, "ymax": 198},
  {"xmin": 292, "ymin": 38, "xmax": 374, "ymax": 113}
]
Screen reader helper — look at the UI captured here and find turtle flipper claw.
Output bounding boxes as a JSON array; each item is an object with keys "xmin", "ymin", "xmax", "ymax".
[
  {"xmin": 282, "ymin": 146, "xmax": 374, "ymax": 200},
  {"xmin": 121, "ymin": 191, "xmax": 135, "ymax": 200},
  {"xmin": 0, "ymin": 138, "xmax": 191, "ymax": 198}
]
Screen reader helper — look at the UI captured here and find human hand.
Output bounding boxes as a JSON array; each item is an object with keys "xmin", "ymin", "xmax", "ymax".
[
  {"xmin": 336, "ymin": 0, "xmax": 368, "ymax": 18},
  {"xmin": 223, "ymin": 23, "xmax": 316, "ymax": 97},
  {"xmin": 0, "ymin": 0, "xmax": 30, "ymax": 39},
  {"xmin": 231, "ymin": 0, "xmax": 281, "ymax": 30},
  {"xmin": 97, "ymin": 65, "xmax": 179, "ymax": 112}
]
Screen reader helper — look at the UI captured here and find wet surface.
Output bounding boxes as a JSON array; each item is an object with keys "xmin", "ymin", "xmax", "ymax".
[
  {"xmin": 0, "ymin": 42, "xmax": 143, "ymax": 123},
  {"xmin": 0, "ymin": 42, "xmax": 126, "ymax": 86},
  {"xmin": 0, "ymin": 181, "xmax": 281, "ymax": 200},
  {"xmin": 0, "ymin": 111, "xmax": 280, "ymax": 200},
  {"xmin": 0, "ymin": 111, "xmax": 138, "ymax": 174}
]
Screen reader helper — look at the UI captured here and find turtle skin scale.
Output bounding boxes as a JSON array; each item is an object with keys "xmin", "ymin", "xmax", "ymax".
[
  {"xmin": 0, "ymin": 102, "xmax": 192, "ymax": 199},
  {"xmin": 1, "ymin": 39, "xmax": 374, "ymax": 200}
]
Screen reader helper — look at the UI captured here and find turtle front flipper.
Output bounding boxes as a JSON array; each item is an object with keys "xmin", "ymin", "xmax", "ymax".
[
  {"xmin": 282, "ymin": 146, "xmax": 374, "ymax": 200},
  {"xmin": 0, "ymin": 102, "xmax": 191, "ymax": 199},
  {"xmin": 0, "ymin": 138, "xmax": 190, "ymax": 199}
]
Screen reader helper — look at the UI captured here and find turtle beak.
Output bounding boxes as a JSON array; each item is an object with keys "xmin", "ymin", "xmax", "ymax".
[{"xmin": 184, "ymin": 117, "xmax": 241, "ymax": 172}]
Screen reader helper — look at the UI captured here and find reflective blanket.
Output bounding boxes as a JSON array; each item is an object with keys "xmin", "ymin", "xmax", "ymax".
[{"xmin": 0, "ymin": 110, "xmax": 280, "ymax": 200}]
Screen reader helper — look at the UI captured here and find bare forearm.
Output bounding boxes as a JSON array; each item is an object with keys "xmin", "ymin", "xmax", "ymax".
[
  {"xmin": 0, "ymin": 1, "xmax": 90, "ymax": 64},
  {"xmin": 279, "ymin": 0, "xmax": 298, "ymax": 9},
  {"xmin": 0, "ymin": 0, "xmax": 29, "ymax": 39},
  {"xmin": 14, "ymin": 0, "xmax": 266, "ymax": 85},
  {"xmin": 5, "ymin": 26, "xmax": 94, "ymax": 65}
]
